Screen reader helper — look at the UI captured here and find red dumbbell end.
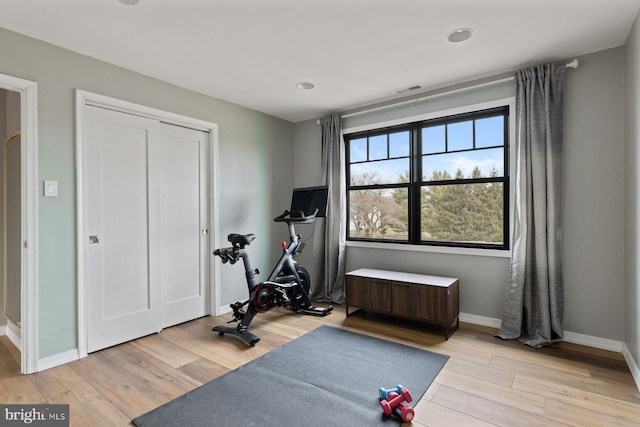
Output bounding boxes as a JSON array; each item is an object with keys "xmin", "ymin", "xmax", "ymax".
[{"xmin": 398, "ymin": 404, "xmax": 415, "ymax": 422}]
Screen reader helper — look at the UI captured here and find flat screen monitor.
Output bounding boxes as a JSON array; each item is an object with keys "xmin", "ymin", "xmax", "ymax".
[{"xmin": 290, "ymin": 186, "xmax": 329, "ymax": 217}]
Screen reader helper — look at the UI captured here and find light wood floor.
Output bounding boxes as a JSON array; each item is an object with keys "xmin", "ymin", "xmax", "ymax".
[{"xmin": 1, "ymin": 305, "xmax": 639, "ymax": 426}]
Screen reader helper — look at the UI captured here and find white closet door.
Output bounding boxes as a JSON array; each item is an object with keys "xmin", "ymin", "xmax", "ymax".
[
  {"xmin": 85, "ymin": 106, "xmax": 162, "ymax": 353},
  {"xmin": 84, "ymin": 107, "xmax": 209, "ymax": 353},
  {"xmin": 159, "ymin": 123, "xmax": 208, "ymax": 327}
]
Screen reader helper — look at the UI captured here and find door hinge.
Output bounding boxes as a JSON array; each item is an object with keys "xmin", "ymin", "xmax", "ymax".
[{"xmin": 24, "ymin": 240, "xmax": 28, "ymax": 249}]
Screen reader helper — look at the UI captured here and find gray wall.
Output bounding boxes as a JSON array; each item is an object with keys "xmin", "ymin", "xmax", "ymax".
[
  {"xmin": 563, "ymin": 48, "xmax": 625, "ymax": 339},
  {"xmin": 0, "ymin": 28, "xmax": 294, "ymax": 359},
  {"xmin": 625, "ymin": 13, "xmax": 640, "ymax": 369},
  {"xmin": 291, "ymin": 118, "xmax": 325, "ymax": 269},
  {"xmin": 293, "ymin": 47, "xmax": 628, "ymax": 342}
]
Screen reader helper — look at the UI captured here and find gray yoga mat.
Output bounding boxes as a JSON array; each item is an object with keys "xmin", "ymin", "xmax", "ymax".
[{"xmin": 132, "ymin": 325, "xmax": 448, "ymax": 427}]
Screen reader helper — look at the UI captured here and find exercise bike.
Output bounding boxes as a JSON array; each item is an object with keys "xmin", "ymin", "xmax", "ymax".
[{"xmin": 212, "ymin": 208, "xmax": 333, "ymax": 346}]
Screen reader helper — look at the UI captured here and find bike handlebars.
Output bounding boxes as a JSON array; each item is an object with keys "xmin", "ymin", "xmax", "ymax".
[
  {"xmin": 273, "ymin": 208, "xmax": 318, "ymax": 224},
  {"xmin": 213, "ymin": 247, "xmax": 240, "ymax": 264}
]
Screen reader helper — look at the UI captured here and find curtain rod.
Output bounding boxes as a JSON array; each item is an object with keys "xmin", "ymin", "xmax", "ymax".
[{"xmin": 317, "ymin": 58, "xmax": 579, "ymax": 124}]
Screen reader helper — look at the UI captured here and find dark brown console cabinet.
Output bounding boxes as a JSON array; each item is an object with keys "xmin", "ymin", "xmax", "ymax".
[{"xmin": 346, "ymin": 268, "xmax": 459, "ymax": 339}]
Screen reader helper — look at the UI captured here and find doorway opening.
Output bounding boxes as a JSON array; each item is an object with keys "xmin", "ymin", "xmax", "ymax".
[
  {"xmin": 2, "ymin": 88, "xmax": 21, "ymax": 350},
  {"xmin": 0, "ymin": 73, "xmax": 38, "ymax": 374}
]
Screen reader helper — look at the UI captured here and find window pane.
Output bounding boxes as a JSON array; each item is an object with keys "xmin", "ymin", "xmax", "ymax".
[
  {"xmin": 350, "ymin": 138, "xmax": 367, "ymax": 162},
  {"xmin": 476, "ymin": 116, "xmax": 504, "ymax": 148},
  {"xmin": 423, "ymin": 147, "xmax": 504, "ymax": 181},
  {"xmin": 422, "ymin": 125, "xmax": 445, "ymax": 154},
  {"xmin": 351, "ymin": 158, "xmax": 410, "ymax": 185},
  {"xmin": 447, "ymin": 120, "xmax": 473, "ymax": 151},
  {"xmin": 349, "ymin": 188, "xmax": 408, "ymax": 241},
  {"xmin": 421, "ymin": 183, "xmax": 503, "ymax": 244},
  {"xmin": 389, "ymin": 131, "xmax": 410, "ymax": 158},
  {"xmin": 369, "ymin": 134, "xmax": 387, "ymax": 160}
]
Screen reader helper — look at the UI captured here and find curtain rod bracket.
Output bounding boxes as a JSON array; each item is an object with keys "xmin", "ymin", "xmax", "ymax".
[{"xmin": 566, "ymin": 58, "xmax": 579, "ymax": 69}]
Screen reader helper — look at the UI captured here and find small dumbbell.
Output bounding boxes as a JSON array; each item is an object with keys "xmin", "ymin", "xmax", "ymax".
[
  {"xmin": 395, "ymin": 402, "xmax": 415, "ymax": 422},
  {"xmin": 379, "ymin": 384, "xmax": 404, "ymax": 400}
]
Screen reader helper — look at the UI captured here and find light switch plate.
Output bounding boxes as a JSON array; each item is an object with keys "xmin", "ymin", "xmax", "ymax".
[{"xmin": 44, "ymin": 180, "xmax": 58, "ymax": 197}]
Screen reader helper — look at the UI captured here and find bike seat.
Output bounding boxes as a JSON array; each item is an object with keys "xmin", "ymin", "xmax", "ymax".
[{"xmin": 228, "ymin": 233, "xmax": 256, "ymax": 248}]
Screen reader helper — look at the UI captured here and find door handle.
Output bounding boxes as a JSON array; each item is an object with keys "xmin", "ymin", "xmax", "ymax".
[{"xmin": 89, "ymin": 235, "xmax": 100, "ymax": 244}]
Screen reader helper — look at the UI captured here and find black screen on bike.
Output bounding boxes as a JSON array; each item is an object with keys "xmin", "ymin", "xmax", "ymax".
[{"xmin": 290, "ymin": 186, "xmax": 329, "ymax": 217}]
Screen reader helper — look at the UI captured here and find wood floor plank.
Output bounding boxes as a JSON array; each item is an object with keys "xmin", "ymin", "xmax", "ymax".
[
  {"xmin": 412, "ymin": 399, "xmax": 496, "ymax": 427},
  {"xmin": 421, "ymin": 381, "xmax": 441, "ymax": 402},
  {"xmin": 0, "ymin": 373, "xmax": 46, "ymax": 404},
  {"xmin": 434, "ymin": 369, "xmax": 546, "ymax": 415},
  {"xmin": 0, "ymin": 336, "xmax": 21, "ymax": 376},
  {"xmin": 178, "ymin": 357, "xmax": 230, "ymax": 384},
  {"xmin": 68, "ymin": 352, "xmax": 170, "ymax": 419},
  {"xmin": 461, "ymin": 337, "xmax": 593, "ymax": 378},
  {"xmin": 513, "ymin": 374, "xmax": 640, "ymax": 424},
  {"xmin": 130, "ymin": 333, "xmax": 200, "ymax": 368},
  {"xmin": 431, "ymin": 385, "xmax": 567, "ymax": 426},
  {"xmin": 158, "ymin": 325, "xmax": 259, "ymax": 369},
  {"xmin": 0, "ymin": 335, "xmax": 21, "ymax": 367},
  {"xmin": 544, "ymin": 398, "xmax": 638, "ymax": 427},
  {"xmin": 490, "ymin": 355, "xmax": 635, "ymax": 400},
  {"xmin": 101, "ymin": 342, "xmax": 203, "ymax": 398},
  {"xmin": 186, "ymin": 316, "xmax": 294, "ymax": 353},
  {"xmin": 590, "ymin": 362, "xmax": 638, "ymax": 386},
  {"xmin": 442, "ymin": 356, "xmax": 515, "ymax": 387},
  {"xmin": 28, "ymin": 364, "xmax": 132, "ymax": 427}
]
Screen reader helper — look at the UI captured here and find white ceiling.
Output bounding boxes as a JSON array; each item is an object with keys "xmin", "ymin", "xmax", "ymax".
[{"xmin": 1, "ymin": 0, "xmax": 640, "ymax": 123}]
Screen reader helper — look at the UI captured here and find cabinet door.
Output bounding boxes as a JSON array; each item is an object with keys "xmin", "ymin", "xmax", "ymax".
[
  {"xmin": 347, "ymin": 276, "xmax": 391, "ymax": 313},
  {"xmin": 415, "ymin": 286, "xmax": 448, "ymax": 323},
  {"xmin": 369, "ymin": 279, "xmax": 392, "ymax": 312},
  {"xmin": 393, "ymin": 283, "xmax": 449, "ymax": 323},
  {"xmin": 347, "ymin": 276, "xmax": 370, "ymax": 308},
  {"xmin": 392, "ymin": 283, "xmax": 415, "ymax": 317}
]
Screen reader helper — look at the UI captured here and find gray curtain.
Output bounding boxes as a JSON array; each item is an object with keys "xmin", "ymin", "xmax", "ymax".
[
  {"xmin": 497, "ymin": 62, "xmax": 566, "ymax": 348},
  {"xmin": 310, "ymin": 113, "xmax": 346, "ymax": 303}
]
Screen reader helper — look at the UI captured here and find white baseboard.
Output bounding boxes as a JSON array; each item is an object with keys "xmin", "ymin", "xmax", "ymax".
[
  {"xmin": 623, "ymin": 344, "xmax": 640, "ymax": 391},
  {"xmin": 459, "ymin": 312, "xmax": 502, "ymax": 329},
  {"xmin": 563, "ymin": 330, "xmax": 623, "ymax": 353},
  {"xmin": 37, "ymin": 349, "xmax": 80, "ymax": 372},
  {"xmin": 3, "ymin": 323, "xmax": 79, "ymax": 373},
  {"xmin": 6, "ymin": 322, "xmax": 22, "ymax": 351},
  {"xmin": 459, "ymin": 312, "xmax": 624, "ymax": 352}
]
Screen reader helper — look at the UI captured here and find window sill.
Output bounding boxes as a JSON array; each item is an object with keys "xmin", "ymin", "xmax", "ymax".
[{"xmin": 346, "ymin": 240, "xmax": 512, "ymax": 258}]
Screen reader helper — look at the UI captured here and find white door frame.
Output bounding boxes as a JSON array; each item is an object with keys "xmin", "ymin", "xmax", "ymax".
[
  {"xmin": 0, "ymin": 73, "xmax": 38, "ymax": 374},
  {"xmin": 75, "ymin": 90, "xmax": 220, "ymax": 358}
]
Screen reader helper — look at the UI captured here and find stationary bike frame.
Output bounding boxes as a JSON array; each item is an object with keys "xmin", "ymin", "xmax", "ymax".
[{"xmin": 212, "ymin": 209, "xmax": 332, "ymax": 346}]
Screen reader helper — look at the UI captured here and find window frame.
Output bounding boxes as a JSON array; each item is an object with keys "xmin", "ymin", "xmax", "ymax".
[{"xmin": 344, "ymin": 102, "xmax": 511, "ymax": 251}]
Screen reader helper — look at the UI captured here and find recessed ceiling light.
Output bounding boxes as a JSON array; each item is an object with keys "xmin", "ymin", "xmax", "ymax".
[
  {"xmin": 447, "ymin": 28, "xmax": 474, "ymax": 43},
  {"xmin": 119, "ymin": 0, "xmax": 140, "ymax": 5},
  {"xmin": 296, "ymin": 82, "xmax": 315, "ymax": 90}
]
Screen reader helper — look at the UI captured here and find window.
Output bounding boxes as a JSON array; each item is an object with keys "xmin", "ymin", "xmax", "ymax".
[{"xmin": 345, "ymin": 106, "xmax": 509, "ymax": 250}]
